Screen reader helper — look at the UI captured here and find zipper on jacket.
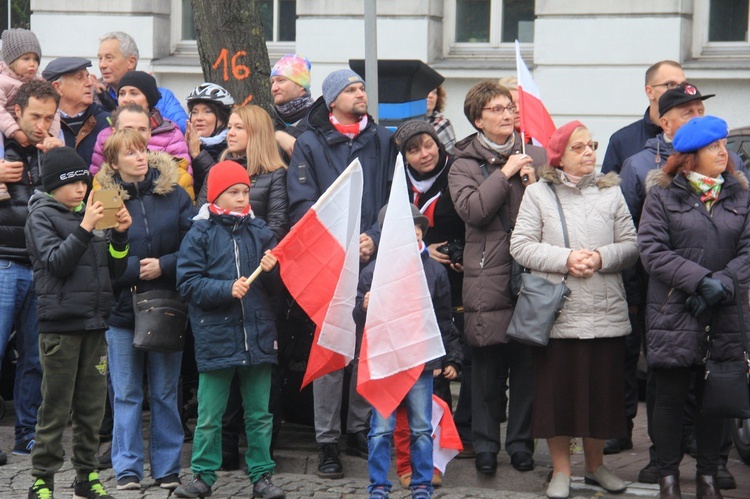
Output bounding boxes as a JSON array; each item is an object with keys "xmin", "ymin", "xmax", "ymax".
[
  {"xmin": 232, "ymin": 222, "xmax": 249, "ymax": 352},
  {"xmin": 660, "ymin": 287, "xmax": 674, "ymax": 313},
  {"xmin": 137, "ymin": 198, "xmax": 154, "ymax": 256}
]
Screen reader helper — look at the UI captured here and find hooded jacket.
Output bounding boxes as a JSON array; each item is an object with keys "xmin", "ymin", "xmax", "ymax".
[
  {"xmin": 447, "ymin": 132, "xmax": 546, "ymax": 347},
  {"xmin": 94, "ymin": 152, "xmax": 196, "ymax": 328},
  {"xmin": 510, "ymin": 166, "xmax": 639, "ymax": 340},
  {"xmin": 24, "ymin": 192, "xmax": 129, "ymax": 333},
  {"xmin": 287, "ymin": 96, "xmax": 396, "ymax": 247},
  {"xmin": 177, "ymin": 209, "xmax": 280, "ymax": 372},
  {"xmin": 638, "ymin": 169, "xmax": 750, "ymax": 369}
]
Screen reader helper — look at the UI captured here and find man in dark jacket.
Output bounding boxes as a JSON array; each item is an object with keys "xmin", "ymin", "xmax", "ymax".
[
  {"xmin": 287, "ymin": 68, "xmax": 397, "ymax": 479},
  {"xmin": 0, "ymin": 80, "xmax": 63, "ymax": 464},
  {"xmin": 44, "ymin": 57, "xmax": 111, "ymax": 167},
  {"xmin": 619, "ymin": 83, "xmax": 739, "ymax": 489},
  {"xmin": 270, "ymin": 54, "xmax": 314, "ymax": 161},
  {"xmin": 602, "ymin": 61, "xmax": 685, "ymax": 174}
]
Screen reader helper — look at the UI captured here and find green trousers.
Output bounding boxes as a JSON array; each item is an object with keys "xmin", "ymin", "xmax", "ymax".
[
  {"xmin": 191, "ymin": 364, "xmax": 275, "ymax": 484},
  {"xmin": 32, "ymin": 332, "xmax": 108, "ymax": 484}
]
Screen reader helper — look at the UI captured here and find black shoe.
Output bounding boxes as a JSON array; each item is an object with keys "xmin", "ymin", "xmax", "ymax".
[
  {"xmin": 345, "ymin": 430, "xmax": 369, "ymax": 458},
  {"xmin": 95, "ymin": 441, "xmax": 112, "ymax": 469},
  {"xmin": 637, "ymin": 459, "xmax": 659, "ymax": 484},
  {"xmin": 510, "ymin": 451, "xmax": 534, "ymax": 472},
  {"xmin": 475, "ymin": 452, "xmax": 497, "ymax": 475},
  {"xmin": 174, "ymin": 475, "xmax": 212, "ymax": 498},
  {"xmin": 716, "ymin": 462, "xmax": 736, "ymax": 490},
  {"xmin": 603, "ymin": 436, "xmax": 633, "ymax": 455},
  {"xmin": 317, "ymin": 443, "xmax": 344, "ymax": 479},
  {"xmin": 73, "ymin": 471, "xmax": 114, "ymax": 498},
  {"xmin": 682, "ymin": 431, "xmax": 698, "ymax": 458}
]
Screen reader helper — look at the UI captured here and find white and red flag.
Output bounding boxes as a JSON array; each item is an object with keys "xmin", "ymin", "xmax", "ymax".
[
  {"xmin": 515, "ymin": 40, "xmax": 556, "ymax": 148},
  {"xmin": 357, "ymin": 154, "xmax": 446, "ymax": 418},
  {"xmin": 273, "ymin": 159, "xmax": 363, "ymax": 387}
]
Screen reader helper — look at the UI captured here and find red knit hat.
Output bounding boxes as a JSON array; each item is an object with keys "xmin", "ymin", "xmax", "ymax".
[
  {"xmin": 547, "ymin": 120, "xmax": 586, "ymax": 168},
  {"xmin": 207, "ymin": 161, "xmax": 250, "ymax": 203}
]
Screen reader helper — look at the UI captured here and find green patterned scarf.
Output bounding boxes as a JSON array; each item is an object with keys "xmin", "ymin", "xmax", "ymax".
[{"xmin": 686, "ymin": 171, "xmax": 723, "ymax": 210}]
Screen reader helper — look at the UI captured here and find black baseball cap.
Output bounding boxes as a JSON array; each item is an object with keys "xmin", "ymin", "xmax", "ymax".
[{"xmin": 658, "ymin": 82, "xmax": 714, "ymax": 117}]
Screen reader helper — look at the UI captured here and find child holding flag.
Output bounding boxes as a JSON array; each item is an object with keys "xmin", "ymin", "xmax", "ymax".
[{"xmin": 355, "ymin": 204, "xmax": 456, "ymax": 499}]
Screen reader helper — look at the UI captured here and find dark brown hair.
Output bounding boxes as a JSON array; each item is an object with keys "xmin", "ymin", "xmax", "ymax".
[
  {"xmin": 463, "ymin": 80, "xmax": 512, "ymax": 132},
  {"xmin": 432, "ymin": 85, "xmax": 446, "ymax": 113},
  {"xmin": 16, "ymin": 80, "xmax": 60, "ymax": 112},
  {"xmin": 645, "ymin": 60, "xmax": 682, "ymax": 86}
]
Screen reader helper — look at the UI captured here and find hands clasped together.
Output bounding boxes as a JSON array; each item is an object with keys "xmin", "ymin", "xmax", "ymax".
[
  {"xmin": 565, "ymin": 249, "xmax": 602, "ymax": 278},
  {"xmin": 685, "ymin": 277, "xmax": 730, "ymax": 318}
]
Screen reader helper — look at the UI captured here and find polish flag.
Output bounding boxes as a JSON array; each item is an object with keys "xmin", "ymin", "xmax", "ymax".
[
  {"xmin": 431, "ymin": 396, "xmax": 463, "ymax": 474},
  {"xmin": 273, "ymin": 159, "xmax": 363, "ymax": 387},
  {"xmin": 515, "ymin": 40, "xmax": 556, "ymax": 148},
  {"xmin": 357, "ymin": 154, "xmax": 446, "ymax": 418}
]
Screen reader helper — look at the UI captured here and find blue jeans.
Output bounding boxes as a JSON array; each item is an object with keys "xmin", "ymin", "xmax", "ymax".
[
  {"xmin": 368, "ymin": 371, "xmax": 434, "ymax": 495},
  {"xmin": 0, "ymin": 259, "xmax": 42, "ymax": 444},
  {"xmin": 106, "ymin": 326, "xmax": 183, "ymax": 481}
]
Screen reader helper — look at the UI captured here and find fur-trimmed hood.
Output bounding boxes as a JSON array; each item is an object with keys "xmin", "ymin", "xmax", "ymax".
[
  {"xmin": 645, "ymin": 168, "xmax": 749, "ymax": 192},
  {"xmin": 94, "ymin": 151, "xmax": 180, "ymax": 200},
  {"xmin": 539, "ymin": 164, "xmax": 621, "ymax": 189}
]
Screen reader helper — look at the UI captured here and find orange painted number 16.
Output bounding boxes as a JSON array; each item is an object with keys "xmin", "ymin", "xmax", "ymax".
[{"xmin": 212, "ymin": 48, "xmax": 251, "ymax": 81}]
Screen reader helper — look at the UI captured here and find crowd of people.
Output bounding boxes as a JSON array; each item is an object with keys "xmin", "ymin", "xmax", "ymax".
[{"xmin": 0, "ymin": 26, "xmax": 746, "ymax": 499}]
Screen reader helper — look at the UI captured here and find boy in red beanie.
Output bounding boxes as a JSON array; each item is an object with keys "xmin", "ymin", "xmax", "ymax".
[{"xmin": 175, "ymin": 161, "xmax": 285, "ymax": 499}]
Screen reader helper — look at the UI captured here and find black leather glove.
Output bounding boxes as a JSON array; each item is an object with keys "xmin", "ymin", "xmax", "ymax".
[
  {"xmin": 686, "ymin": 294, "xmax": 708, "ymax": 317},
  {"xmin": 697, "ymin": 277, "xmax": 729, "ymax": 305}
]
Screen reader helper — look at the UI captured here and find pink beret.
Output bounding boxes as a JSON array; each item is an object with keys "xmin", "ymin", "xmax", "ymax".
[{"xmin": 547, "ymin": 120, "xmax": 586, "ymax": 167}]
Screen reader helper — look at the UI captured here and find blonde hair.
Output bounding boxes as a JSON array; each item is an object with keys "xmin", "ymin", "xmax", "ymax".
[
  {"xmin": 220, "ymin": 105, "xmax": 286, "ymax": 176},
  {"xmin": 104, "ymin": 128, "xmax": 148, "ymax": 166},
  {"xmin": 498, "ymin": 76, "xmax": 518, "ymax": 91}
]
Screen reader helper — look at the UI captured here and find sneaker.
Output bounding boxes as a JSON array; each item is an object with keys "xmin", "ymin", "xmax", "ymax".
[
  {"xmin": 411, "ymin": 484, "xmax": 432, "ymax": 499},
  {"xmin": 156, "ymin": 473, "xmax": 181, "ymax": 490},
  {"xmin": 95, "ymin": 442, "xmax": 112, "ymax": 469},
  {"xmin": 317, "ymin": 443, "xmax": 343, "ymax": 479},
  {"xmin": 0, "ymin": 448, "xmax": 7, "ymax": 466},
  {"xmin": 115, "ymin": 476, "xmax": 140, "ymax": 490},
  {"xmin": 252, "ymin": 473, "xmax": 285, "ymax": 498},
  {"xmin": 73, "ymin": 472, "xmax": 113, "ymax": 498},
  {"xmin": 13, "ymin": 439, "xmax": 35, "ymax": 456},
  {"xmin": 369, "ymin": 485, "xmax": 389, "ymax": 499},
  {"xmin": 174, "ymin": 475, "xmax": 212, "ymax": 498},
  {"xmin": 345, "ymin": 430, "xmax": 369, "ymax": 458},
  {"xmin": 28, "ymin": 479, "xmax": 53, "ymax": 499}
]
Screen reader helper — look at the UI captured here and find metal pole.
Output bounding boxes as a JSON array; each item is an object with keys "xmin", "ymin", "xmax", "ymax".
[{"xmin": 364, "ymin": 0, "xmax": 378, "ymax": 123}]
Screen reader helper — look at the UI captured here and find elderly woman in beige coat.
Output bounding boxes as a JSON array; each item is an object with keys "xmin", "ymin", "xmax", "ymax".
[{"xmin": 510, "ymin": 121, "xmax": 638, "ymax": 499}]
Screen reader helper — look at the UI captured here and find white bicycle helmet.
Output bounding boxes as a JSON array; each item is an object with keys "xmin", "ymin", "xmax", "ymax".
[{"xmin": 186, "ymin": 83, "xmax": 235, "ymax": 107}]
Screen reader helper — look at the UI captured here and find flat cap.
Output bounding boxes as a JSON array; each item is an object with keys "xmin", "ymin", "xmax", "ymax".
[{"xmin": 43, "ymin": 57, "xmax": 92, "ymax": 82}]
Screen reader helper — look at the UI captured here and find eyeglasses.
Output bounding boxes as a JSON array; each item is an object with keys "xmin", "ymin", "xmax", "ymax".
[
  {"xmin": 651, "ymin": 81, "xmax": 682, "ymax": 90},
  {"xmin": 482, "ymin": 104, "xmax": 517, "ymax": 115},
  {"xmin": 568, "ymin": 141, "xmax": 598, "ymax": 154}
]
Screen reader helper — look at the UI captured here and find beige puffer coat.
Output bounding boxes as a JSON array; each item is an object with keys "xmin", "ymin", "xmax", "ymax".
[{"xmin": 510, "ymin": 166, "xmax": 638, "ymax": 339}]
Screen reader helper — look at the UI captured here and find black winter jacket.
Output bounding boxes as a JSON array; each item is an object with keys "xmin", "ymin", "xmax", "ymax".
[
  {"xmin": 639, "ymin": 169, "xmax": 750, "ymax": 369},
  {"xmin": 602, "ymin": 108, "xmax": 662, "ymax": 175},
  {"xmin": 24, "ymin": 193, "xmax": 129, "ymax": 333},
  {"xmin": 0, "ymin": 140, "xmax": 43, "ymax": 262},
  {"xmin": 94, "ymin": 153, "xmax": 196, "ymax": 328},
  {"xmin": 287, "ymin": 97, "xmax": 396, "ymax": 247},
  {"xmin": 353, "ymin": 249, "xmax": 462, "ymax": 372}
]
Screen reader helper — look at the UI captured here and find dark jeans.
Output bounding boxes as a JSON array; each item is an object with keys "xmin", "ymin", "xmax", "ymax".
[{"xmin": 652, "ymin": 366, "xmax": 722, "ymax": 477}]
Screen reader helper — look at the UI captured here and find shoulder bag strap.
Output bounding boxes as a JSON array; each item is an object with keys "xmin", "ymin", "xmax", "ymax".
[{"xmin": 548, "ymin": 183, "xmax": 570, "ymax": 282}]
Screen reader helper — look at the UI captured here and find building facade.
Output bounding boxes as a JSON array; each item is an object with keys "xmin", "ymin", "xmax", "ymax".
[{"xmin": 28, "ymin": 0, "xmax": 750, "ymax": 158}]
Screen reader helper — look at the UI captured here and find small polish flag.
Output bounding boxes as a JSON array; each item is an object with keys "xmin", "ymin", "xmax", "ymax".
[{"xmin": 515, "ymin": 40, "xmax": 556, "ymax": 148}]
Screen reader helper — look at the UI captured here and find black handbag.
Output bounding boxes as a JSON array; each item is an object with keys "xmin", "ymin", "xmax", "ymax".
[
  {"xmin": 700, "ymin": 273, "xmax": 750, "ymax": 418},
  {"xmin": 506, "ymin": 184, "xmax": 571, "ymax": 347},
  {"xmin": 132, "ymin": 287, "xmax": 188, "ymax": 353}
]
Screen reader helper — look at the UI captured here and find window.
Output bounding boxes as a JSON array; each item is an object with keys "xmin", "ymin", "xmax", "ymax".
[
  {"xmin": 448, "ymin": 0, "xmax": 535, "ymax": 56},
  {"xmin": 692, "ymin": 0, "xmax": 750, "ymax": 58},
  {"xmin": 180, "ymin": 0, "xmax": 295, "ymax": 43},
  {"xmin": 0, "ymin": 0, "xmax": 30, "ymax": 33}
]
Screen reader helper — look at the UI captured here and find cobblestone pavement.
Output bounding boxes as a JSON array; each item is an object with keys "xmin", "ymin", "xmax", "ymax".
[{"xmin": 0, "ymin": 400, "xmax": 747, "ymax": 498}]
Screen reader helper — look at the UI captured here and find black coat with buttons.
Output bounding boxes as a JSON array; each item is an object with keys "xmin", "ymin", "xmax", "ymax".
[{"xmin": 639, "ymin": 169, "xmax": 750, "ymax": 368}]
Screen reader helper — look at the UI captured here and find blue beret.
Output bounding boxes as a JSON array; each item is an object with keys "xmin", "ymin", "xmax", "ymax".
[{"xmin": 672, "ymin": 115, "xmax": 728, "ymax": 153}]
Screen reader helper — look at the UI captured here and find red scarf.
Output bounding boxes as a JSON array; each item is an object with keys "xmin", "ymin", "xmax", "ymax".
[
  {"xmin": 209, "ymin": 203, "xmax": 252, "ymax": 218},
  {"xmin": 329, "ymin": 113, "xmax": 368, "ymax": 139}
]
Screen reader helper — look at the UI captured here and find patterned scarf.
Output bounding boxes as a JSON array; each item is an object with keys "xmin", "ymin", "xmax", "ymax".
[
  {"xmin": 329, "ymin": 113, "xmax": 368, "ymax": 139},
  {"xmin": 209, "ymin": 203, "xmax": 252, "ymax": 218},
  {"xmin": 276, "ymin": 92, "xmax": 314, "ymax": 125},
  {"xmin": 686, "ymin": 171, "xmax": 724, "ymax": 210}
]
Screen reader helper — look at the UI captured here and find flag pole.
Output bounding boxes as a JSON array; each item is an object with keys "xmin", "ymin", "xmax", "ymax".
[{"xmin": 244, "ymin": 265, "xmax": 263, "ymax": 285}]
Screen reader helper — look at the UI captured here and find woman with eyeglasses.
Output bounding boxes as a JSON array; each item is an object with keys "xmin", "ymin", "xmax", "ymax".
[
  {"xmin": 447, "ymin": 80, "xmax": 546, "ymax": 477},
  {"xmin": 510, "ymin": 121, "xmax": 638, "ymax": 498}
]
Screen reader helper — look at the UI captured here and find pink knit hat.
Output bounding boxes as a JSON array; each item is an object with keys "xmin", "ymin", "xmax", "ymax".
[
  {"xmin": 547, "ymin": 120, "xmax": 586, "ymax": 167},
  {"xmin": 271, "ymin": 54, "xmax": 311, "ymax": 91}
]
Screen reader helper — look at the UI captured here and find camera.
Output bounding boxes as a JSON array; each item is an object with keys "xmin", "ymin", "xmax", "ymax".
[{"xmin": 437, "ymin": 239, "xmax": 464, "ymax": 265}]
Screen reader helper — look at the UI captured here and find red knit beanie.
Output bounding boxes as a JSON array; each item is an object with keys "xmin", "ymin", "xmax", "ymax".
[
  {"xmin": 547, "ymin": 120, "xmax": 586, "ymax": 168},
  {"xmin": 207, "ymin": 161, "xmax": 250, "ymax": 203}
]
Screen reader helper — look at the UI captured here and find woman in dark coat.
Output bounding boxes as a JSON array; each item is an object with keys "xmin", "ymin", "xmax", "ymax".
[{"xmin": 639, "ymin": 115, "xmax": 750, "ymax": 499}]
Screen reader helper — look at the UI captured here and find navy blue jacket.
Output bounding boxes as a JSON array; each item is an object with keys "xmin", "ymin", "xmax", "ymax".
[
  {"xmin": 353, "ymin": 249, "xmax": 462, "ymax": 372},
  {"xmin": 95, "ymin": 153, "xmax": 196, "ymax": 328},
  {"xmin": 287, "ymin": 97, "xmax": 396, "ymax": 248},
  {"xmin": 177, "ymin": 210, "xmax": 280, "ymax": 372},
  {"xmin": 60, "ymin": 103, "xmax": 111, "ymax": 167},
  {"xmin": 602, "ymin": 108, "xmax": 662, "ymax": 174}
]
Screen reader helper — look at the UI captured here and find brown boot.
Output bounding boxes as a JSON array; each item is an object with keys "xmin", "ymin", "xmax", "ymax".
[
  {"xmin": 696, "ymin": 474, "xmax": 722, "ymax": 499},
  {"xmin": 659, "ymin": 475, "xmax": 681, "ymax": 499}
]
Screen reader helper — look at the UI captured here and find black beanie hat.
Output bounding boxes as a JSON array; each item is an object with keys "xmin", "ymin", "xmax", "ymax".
[
  {"xmin": 118, "ymin": 71, "xmax": 162, "ymax": 110},
  {"xmin": 393, "ymin": 120, "xmax": 441, "ymax": 154},
  {"xmin": 42, "ymin": 147, "xmax": 91, "ymax": 193}
]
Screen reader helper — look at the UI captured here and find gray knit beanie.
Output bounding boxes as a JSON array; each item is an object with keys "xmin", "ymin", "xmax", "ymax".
[
  {"xmin": 393, "ymin": 120, "xmax": 441, "ymax": 154},
  {"xmin": 2, "ymin": 28, "xmax": 41, "ymax": 65},
  {"xmin": 322, "ymin": 69, "xmax": 365, "ymax": 108}
]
